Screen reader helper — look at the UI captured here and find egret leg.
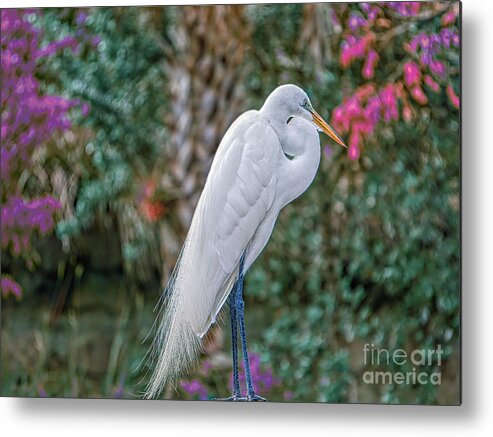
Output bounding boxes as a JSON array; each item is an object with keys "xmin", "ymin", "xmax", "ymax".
[
  {"xmin": 212, "ymin": 281, "xmax": 242, "ymax": 401},
  {"xmin": 236, "ymin": 259, "xmax": 267, "ymax": 402},
  {"xmin": 229, "ymin": 283, "xmax": 241, "ymax": 398}
]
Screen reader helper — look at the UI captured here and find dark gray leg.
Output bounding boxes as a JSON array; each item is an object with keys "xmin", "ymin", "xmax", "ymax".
[
  {"xmin": 212, "ymin": 281, "xmax": 241, "ymax": 401},
  {"xmin": 229, "ymin": 284, "xmax": 241, "ymax": 397},
  {"xmin": 236, "ymin": 256, "xmax": 267, "ymax": 402}
]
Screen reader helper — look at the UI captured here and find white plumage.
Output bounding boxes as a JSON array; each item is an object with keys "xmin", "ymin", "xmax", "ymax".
[{"xmin": 144, "ymin": 84, "xmax": 346, "ymax": 399}]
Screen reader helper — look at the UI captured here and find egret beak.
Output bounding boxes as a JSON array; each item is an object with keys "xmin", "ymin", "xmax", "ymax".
[{"xmin": 310, "ymin": 109, "xmax": 347, "ymax": 149}]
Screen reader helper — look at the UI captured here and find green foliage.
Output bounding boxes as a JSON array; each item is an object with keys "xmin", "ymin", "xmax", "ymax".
[
  {"xmin": 38, "ymin": 8, "xmax": 167, "ymax": 237},
  {"xmin": 243, "ymin": 3, "xmax": 459, "ymax": 404}
]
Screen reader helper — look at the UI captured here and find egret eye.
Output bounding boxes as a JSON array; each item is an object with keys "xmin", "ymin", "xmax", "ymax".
[
  {"xmin": 301, "ymin": 98, "xmax": 309, "ymax": 108},
  {"xmin": 286, "ymin": 116, "xmax": 294, "ymax": 125}
]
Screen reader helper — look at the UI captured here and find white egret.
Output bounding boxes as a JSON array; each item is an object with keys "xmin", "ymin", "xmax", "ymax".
[{"xmin": 145, "ymin": 84, "xmax": 346, "ymax": 401}]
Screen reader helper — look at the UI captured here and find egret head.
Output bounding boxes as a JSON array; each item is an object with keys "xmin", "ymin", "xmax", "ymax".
[{"xmin": 261, "ymin": 84, "xmax": 347, "ymax": 148}]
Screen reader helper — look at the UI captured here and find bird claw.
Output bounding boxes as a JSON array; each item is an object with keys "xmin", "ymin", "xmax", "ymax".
[{"xmin": 247, "ymin": 393, "xmax": 267, "ymax": 402}]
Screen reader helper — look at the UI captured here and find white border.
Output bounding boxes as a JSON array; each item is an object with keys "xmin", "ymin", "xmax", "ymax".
[{"xmin": 2, "ymin": 0, "xmax": 492, "ymax": 435}]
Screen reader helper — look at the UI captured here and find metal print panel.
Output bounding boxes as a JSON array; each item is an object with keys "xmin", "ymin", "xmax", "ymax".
[{"xmin": 0, "ymin": 2, "xmax": 461, "ymax": 405}]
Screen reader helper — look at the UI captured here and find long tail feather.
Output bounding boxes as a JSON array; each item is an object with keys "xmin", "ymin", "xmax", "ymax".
[{"xmin": 143, "ymin": 238, "xmax": 203, "ymax": 399}]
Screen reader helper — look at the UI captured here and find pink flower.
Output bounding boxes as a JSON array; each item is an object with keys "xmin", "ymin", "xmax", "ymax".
[
  {"xmin": 446, "ymin": 84, "xmax": 460, "ymax": 109},
  {"xmin": 442, "ymin": 10, "xmax": 457, "ymax": 26},
  {"xmin": 410, "ymin": 86, "xmax": 428, "ymax": 105},
  {"xmin": 362, "ymin": 50, "xmax": 379, "ymax": 79},
  {"xmin": 346, "ymin": 97, "xmax": 362, "ymax": 118},
  {"xmin": 452, "ymin": 32, "xmax": 460, "ymax": 47},
  {"xmin": 380, "ymin": 84, "xmax": 399, "ymax": 121},
  {"xmin": 403, "ymin": 62, "xmax": 421, "ymax": 87},
  {"xmin": 340, "ymin": 45, "xmax": 352, "ymax": 68},
  {"xmin": 402, "ymin": 105, "xmax": 413, "ymax": 123},
  {"xmin": 349, "ymin": 129, "xmax": 361, "ymax": 151},
  {"xmin": 424, "ymin": 75, "xmax": 440, "ymax": 93},
  {"xmin": 406, "ymin": 34, "xmax": 421, "ymax": 52},
  {"xmin": 420, "ymin": 34, "xmax": 431, "ymax": 49},
  {"xmin": 348, "ymin": 144, "xmax": 361, "ymax": 161},
  {"xmin": 429, "ymin": 59, "xmax": 445, "ymax": 76},
  {"xmin": 339, "ymin": 34, "xmax": 374, "ymax": 68}
]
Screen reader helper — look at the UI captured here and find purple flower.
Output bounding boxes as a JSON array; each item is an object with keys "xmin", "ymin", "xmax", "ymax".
[
  {"xmin": 112, "ymin": 385, "xmax": 125, "ymax": 398},
  {"xmin": 429, "ymin": 59, "xmax": 445, "ymax": 76},
  {"xmin": 81, "ymin": 102, "xmax": 91, "ymax": 117},
  {"xmin": 230, "ymin": 352, "xmax": 281, "ymax": 396},
  {"xmin": 407, "ymin": 35, "xmax": 420, "ymax": 52},
  {"xmin": 364, "ymin": 96, "xmax": 381, "ymax": 124},
  {"xmin": 0, "ymin": 276, "xmax": 22, "ymax": 299},
  {"xmin": 367, "ymin": 6, "xmax": 379, "ymax": 21},
  {"xmin": 75, "ymin": 11, "xmax": 88, "ymax": 25},
  {"xmin": 388, "ymin": 2, "xmax": 421, "ymax": 17},
  {"xmin": 283, "ymin": 391, "xmax": 294, "ymax": 401},
  {"xmin": 348, "ymin": 13, "xmax": 366, "ymax": 31},
  {"xmin": 180, "ymin": 379, "xmax": 208, "ymax": 400},
  {"xmin": 420, "ymin": 50, "xmax": 432, "ymax": 66},
  {"xmin": 1, "ymin": 9, "xmax": 84, "ymax": 287},
  {"xmin": 440, "ymin": 28, "xmax": 453, "ymax": 48},
  {"xmin": 91, "ymin": 35, "xmax": 102, "ymax": 47}
]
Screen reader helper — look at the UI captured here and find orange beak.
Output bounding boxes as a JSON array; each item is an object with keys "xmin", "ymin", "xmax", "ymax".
[{"xmin": 310, "ymin": 109, "xmax": 347, "ymax": 148}]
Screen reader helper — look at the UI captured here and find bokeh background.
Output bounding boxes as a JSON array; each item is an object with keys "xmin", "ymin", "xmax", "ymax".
[{"xmin": 1, "ymin": 2, "xmax": 460, "ymax": 404}]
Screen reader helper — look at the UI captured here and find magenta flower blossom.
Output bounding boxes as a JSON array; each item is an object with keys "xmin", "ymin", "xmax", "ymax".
[
  {"xmin": 340, "ymin": 34, "xmax": 374, "ymax": 68},
  {"xmin": 424, "ymin": 75, "xmax": 441, "ymax": 93},
  {"xmin": 429, "ymin": 59, "xmax": 446, "ymax": 76},
  {"xmin": 332, "ymin": 2, "xmax": 459, "ymax": 162},
  {"xmin": 403, "ymin": 62, "xmax": 421, "ymax": 87},
  {"xmin": 362, "ymin": 49, "xmax": 379, "ymax": 79},
  {"xmin": 380, "ymin": 84, "xmax": 399, "ymax": 122},
  {"xmin": 410, "ymin": 86, "xmax": 428, "ymax": 106},
  {"xmin": 446, "ymin": 84, "xmax": 460, "ymax": 109},
  {"xmin": 442, "ymin": 10, "xmax": 457, "ymax": 26},
  {"xmin": 348, "ymin": 144, "xmax": 361, "ymax": 161}
]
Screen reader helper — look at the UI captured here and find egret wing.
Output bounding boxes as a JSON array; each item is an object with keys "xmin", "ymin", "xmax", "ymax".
[{"xmin": 186, "ymin": 114, "xmax": 280, "ymax": 337}]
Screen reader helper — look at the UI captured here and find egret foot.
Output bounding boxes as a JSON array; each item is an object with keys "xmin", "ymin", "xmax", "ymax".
[{"xmin": 247, "ymin": 393, "xmax": 267, "ymax": 402}]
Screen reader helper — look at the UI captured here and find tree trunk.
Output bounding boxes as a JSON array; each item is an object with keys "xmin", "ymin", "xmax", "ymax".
[{"xmin": 153, "ymin": 5, "xmax": 252, "ymax": 277}]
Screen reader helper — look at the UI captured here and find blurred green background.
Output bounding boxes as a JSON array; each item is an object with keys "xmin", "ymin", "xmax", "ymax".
[{"xmin": 1, "ymin": 3, "xmax": 460, "ymax": 404}]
